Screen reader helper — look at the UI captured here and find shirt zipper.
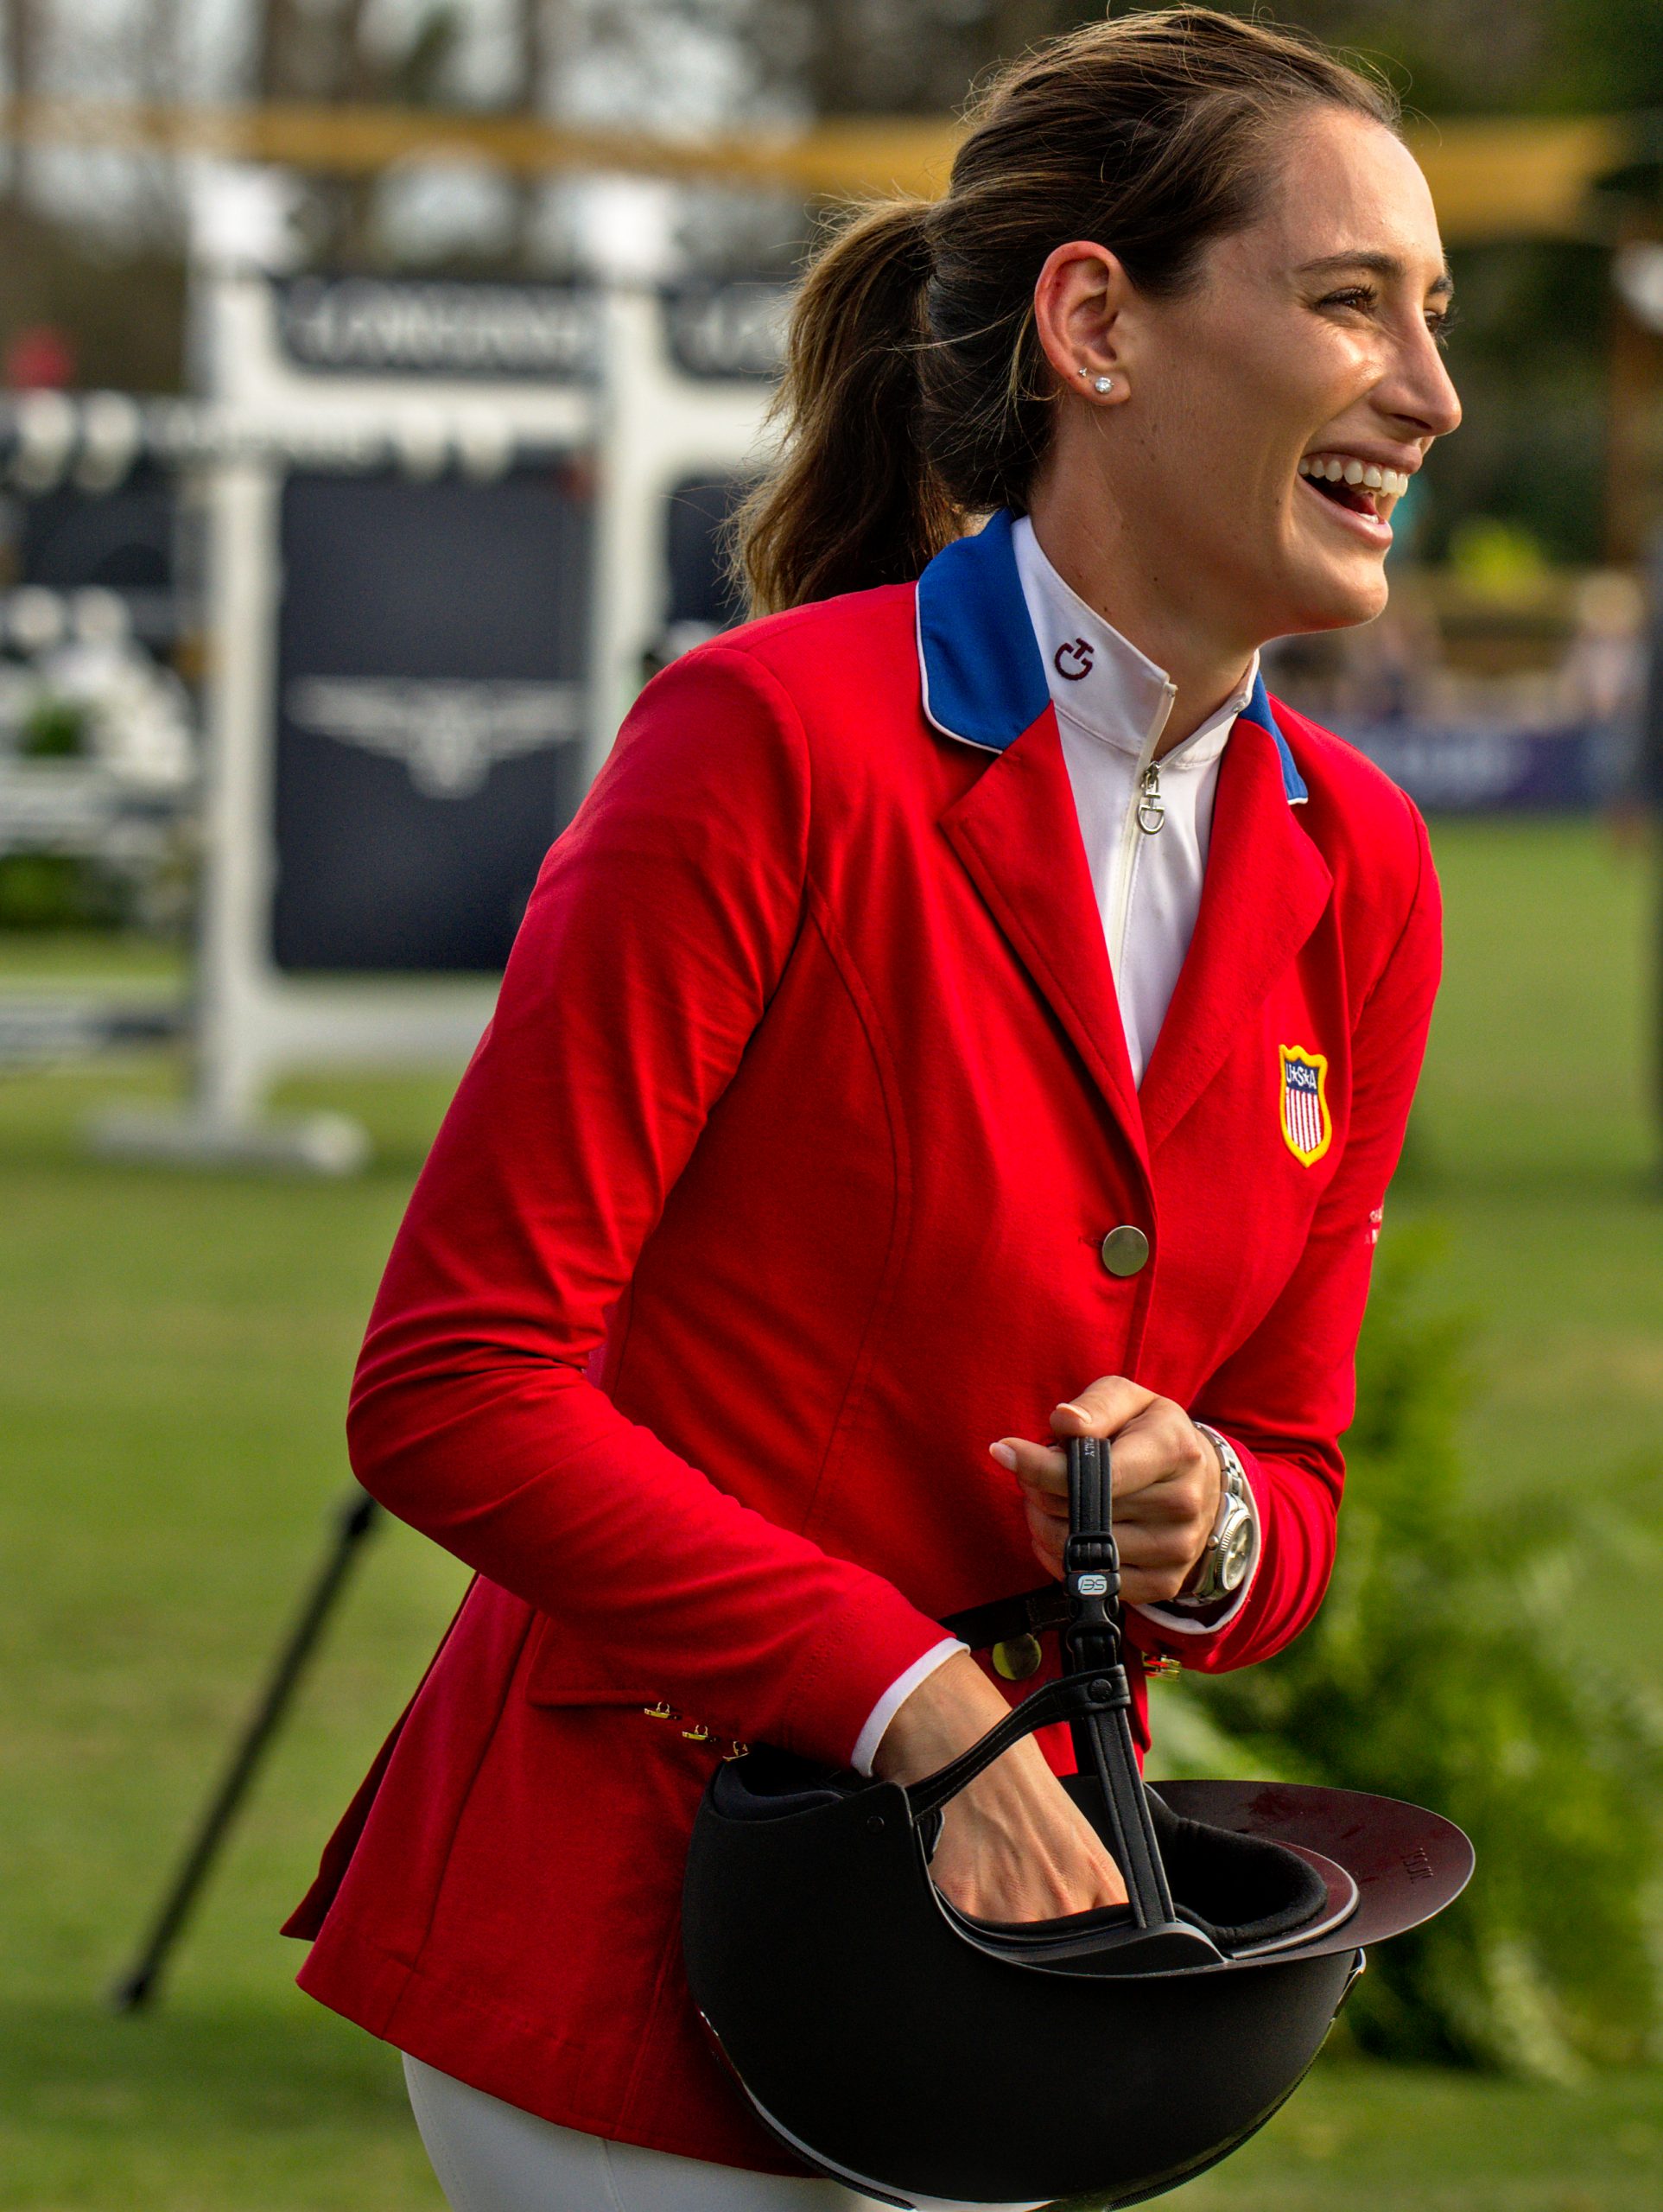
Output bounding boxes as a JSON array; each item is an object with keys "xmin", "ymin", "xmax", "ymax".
[{"xmin": 1105, "ymin": 677, "xmax": 1176, "ymax": 982}]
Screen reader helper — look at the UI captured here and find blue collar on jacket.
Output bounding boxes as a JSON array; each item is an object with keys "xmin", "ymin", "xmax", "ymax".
[{"xmin": 915, "ymin": 506, "xmax": 1308, "ymax": 805}]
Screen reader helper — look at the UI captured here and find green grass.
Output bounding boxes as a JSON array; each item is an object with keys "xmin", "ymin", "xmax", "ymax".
[
  {"xmin": 1, "ymin": 817, "xmax": 1660, "ymax": 2208},
  {"xmin": 1398, "ymin": 819, "xmax": 1663, "ymax": 1680},
  {"xmin": 0, "ymin": 929, "xmax": 187, "ymax": 986},
  {"xmin": 0, "ymin": 1058, "xmax": 465, "ymax": 2207}
]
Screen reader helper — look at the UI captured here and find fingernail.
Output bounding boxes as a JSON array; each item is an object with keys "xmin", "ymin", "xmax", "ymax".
[
  {"xmin": 1053, "ymin": 1402, "xmax": 1090, "ymax": 1421},
  {"xmin": 988, "ymin": 1440, "xmax": 1019, "ymax": 1471}
]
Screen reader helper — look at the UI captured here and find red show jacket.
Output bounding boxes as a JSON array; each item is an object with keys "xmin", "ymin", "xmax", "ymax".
[{"xmin": 284, "ymin": 510, "xmax": 1442, "ymax": 2171}]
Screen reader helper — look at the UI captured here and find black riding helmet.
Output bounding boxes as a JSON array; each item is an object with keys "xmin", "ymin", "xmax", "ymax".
[{"xmin": 683, "ymin": 1435, "xmax": 1473, "ymax": 2209}]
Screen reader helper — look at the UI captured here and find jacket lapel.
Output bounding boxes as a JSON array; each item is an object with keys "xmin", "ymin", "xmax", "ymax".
[
  {"xmin": 921, "ymin": 512, "xmax": 1148, "ymax": 1165},
  {"xmin": 917, "ymin": 510, "xmax": 1332, "ymax": 1170},
  {"xmin": 1137, "ymin": 715, "xmax": 1333, "ymax": 1154},
  {"xmin": 939, "ymin": 710, "xmax": 1149, "ymax": 1166}
]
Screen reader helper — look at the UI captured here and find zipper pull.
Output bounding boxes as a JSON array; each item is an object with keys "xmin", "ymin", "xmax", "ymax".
[{"xmin": 1136, "ymin": 761, "xmax": 1165, "ymax": 834}]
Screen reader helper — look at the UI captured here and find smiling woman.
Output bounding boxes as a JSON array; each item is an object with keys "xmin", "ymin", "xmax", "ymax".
[
  {"xmin": 285, "ymin": 13, "xmax": 1458, "ymax": 2212},
  {"xmin": 1011, "ymin": 103, "xmax": 1460, "ymax": 734}
]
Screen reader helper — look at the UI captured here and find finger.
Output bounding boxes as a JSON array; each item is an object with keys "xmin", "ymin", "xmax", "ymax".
[
  {"xmin": 1000, "ymin": 1412, "xmax": 1214, "ymax": 1571},
  {"xmin": 1107, "ymin": 1440, "xmax": 1202, "ymax": 1515},
  {"xmin": 999, "ymin": 1418, "xmax": 1194, "ymax": 1508},
  {"xmin": 1020, "ymin": 1483, "xmax": 1066, "ymax": 1533},
  {"xmin": 1024, "ymin": 1508, "xmax": 1064, "ymax": 1579},
  {"xmin": 1025, "ymin": 1529, "xmax": 1066, "ymax": 1581},
  {"xmin": 1019, "ymin": 1480, "xmax": 1196, "ymax": 1555},
  {"xmin": 1024, "ymin": 1480, "xmax": 1197, "ymax": 1569},
  {"xmin": 990, "ymin": 1435, "xmax": 1068, "ymax": 1494},
  {"xmin": 1022, "ymin": 1500, "xmax": 1202, "ymax": 1594},
  {"xmin": 1121, "ymin": 1560, "xmax": 1202, "ymax": 1606},
  {"xmin": 1025, "ymin": 1530, "xmax": 1065, "ymax": 1583},
  {"xmin": 1107, "ymin": 1405, "xmax": 1214, "ymax": 1508},
  {"xmin": 1048, "ymin": 1376, "xmax": 1157, "ymax": 1440},
  {"xmin": 1114, "ymin": 1518, "xmax": 1202, "ymax": 1573},
  {"xmin": 995, "ymin": 1414, "xmax": 1172, "ymax": 1498},
  {"xmin": 1025, "ymin": 1524, "xmax": 1192, "ymax": 1600}
]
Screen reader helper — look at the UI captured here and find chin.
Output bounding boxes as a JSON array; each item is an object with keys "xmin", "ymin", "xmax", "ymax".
[{"xmin": 1274, "ymin": 559, "xmax": 1391, "ymax": 637}]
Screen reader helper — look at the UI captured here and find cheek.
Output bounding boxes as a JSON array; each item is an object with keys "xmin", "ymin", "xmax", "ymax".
[
  {"xmin": 1168, "ymin": 372, "xmax": 1311, "ymax": 538},
  {"xmin": 1146, "ymin": 334, "xmax": 1357, "ymax": 576},
  {"xmin": 1143, "ymin": 335, "xmax": 1254, "ymax": 469},
  {"xmin": 1230, "ymin": 345, "xmax": 1367, "ymax": 525},
  {"xmin": 1146, "ymin": 401, "xmax": 1285, "ymax": 562}
]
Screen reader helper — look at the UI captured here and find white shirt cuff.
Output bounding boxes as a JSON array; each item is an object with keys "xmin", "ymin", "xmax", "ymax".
[
  {"xmin": 1132, "ymin": 1461, "xmax": 1263, "ymax": 1638},
  {"xmin": 849, "ymin": 1637, "xmax": 968, "ymax": 1777}
]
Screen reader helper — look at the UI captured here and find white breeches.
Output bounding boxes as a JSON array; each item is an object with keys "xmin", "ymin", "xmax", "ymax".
[{"xmin": 402, "ymin": 2056, "xmax": 1039, "ymax": 2212}]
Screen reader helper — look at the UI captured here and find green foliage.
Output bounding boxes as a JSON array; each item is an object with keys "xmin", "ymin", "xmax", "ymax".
[
  {"xmin": 0, "ymin": 855, "xmax": 122, "ymax": 931},
  {"xmin": 1419, "ymin": 240, "xmax": 1611, "ymax": 569},
  {"xmin": 386, "ymin": 6, "xmax": 466, "ymax": 107},
  {"xmin": 20, "ymin": 695, "xmax": 88, "ymax": 760},
  {"xmin": 1173, "ymin": 1223, "xmax": 1663, "ymax": 2077},
  {"xmin": 1446, "ymin": 516, "xmax": 1551, "ymax": 590}
]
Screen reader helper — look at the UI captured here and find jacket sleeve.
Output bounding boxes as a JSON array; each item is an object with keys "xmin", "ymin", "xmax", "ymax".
[
  {"xmin": 345, "ymin": 643, "xmax": 950, "ymax": 1770},
  {"xmin": 1132, "ymin": 796, "xmax": 1443, "ymax": 1676}
]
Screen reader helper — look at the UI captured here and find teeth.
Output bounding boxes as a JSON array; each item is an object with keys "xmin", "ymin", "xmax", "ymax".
[{"xmin": 1298, "ymin": 455, "xmax": 1411, "ymax": 496}]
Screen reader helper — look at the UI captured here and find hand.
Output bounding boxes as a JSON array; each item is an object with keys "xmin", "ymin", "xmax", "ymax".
[
  {"xmin": 872, "ymin": 1651, "xmax": 1127, "ymax": 1921},
  {"xmin": 990, "ymin": 1376, "xmax": 1223, "ymax": 1605}
]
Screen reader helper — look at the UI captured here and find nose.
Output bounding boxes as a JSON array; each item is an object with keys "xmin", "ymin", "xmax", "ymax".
[{"xmin": 1381, "ymin": 315, "xmax": 1462, "ymax": 444}]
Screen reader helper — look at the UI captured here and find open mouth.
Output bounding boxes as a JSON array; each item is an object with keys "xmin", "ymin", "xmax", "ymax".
[{"xmin": 1297, "ymin": 452, "xmax": 1411, "ymax": 535}]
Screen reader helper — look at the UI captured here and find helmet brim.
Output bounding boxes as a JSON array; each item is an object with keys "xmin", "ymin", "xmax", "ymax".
[{"xmin": 1150, "ymin": 1778, "xmax": 1475, "ymax": 1955}]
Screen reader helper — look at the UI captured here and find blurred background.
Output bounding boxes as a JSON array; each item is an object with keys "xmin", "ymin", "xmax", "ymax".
[{"xmin": 2, "ymin": 4, "xmax": 1661, "ymax": 2209}]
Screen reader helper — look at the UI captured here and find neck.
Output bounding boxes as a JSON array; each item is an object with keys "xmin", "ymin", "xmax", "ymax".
[{"xmin": 1024, "ymin": 480, "xmax": 1256, "ymax": 760}]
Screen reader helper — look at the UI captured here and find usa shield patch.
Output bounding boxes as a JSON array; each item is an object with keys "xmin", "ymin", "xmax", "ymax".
[{"xmin": 1279, "ymin": 1045, "xmax": 1331, "ymax": 1166}]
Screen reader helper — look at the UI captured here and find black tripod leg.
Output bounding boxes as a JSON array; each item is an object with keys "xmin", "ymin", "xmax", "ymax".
[{"xmin": 109, "ymin": 1489, "xmax": 382, "ymax": 2013}]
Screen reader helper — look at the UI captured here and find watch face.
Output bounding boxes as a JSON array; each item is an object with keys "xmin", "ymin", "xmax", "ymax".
[{"xmin": 1218, "ymin": 1511, "xmax": 1254, "ymax": 1591}]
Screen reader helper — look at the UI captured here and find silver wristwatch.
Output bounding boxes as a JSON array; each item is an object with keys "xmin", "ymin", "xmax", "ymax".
[{"xmin": 1171, "ymin": 1423, "xmax": 1257, "ymax": 1608}]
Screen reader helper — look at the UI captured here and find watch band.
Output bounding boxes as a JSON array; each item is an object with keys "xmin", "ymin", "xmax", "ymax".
[{"xmin": 1166, "ymin": 1423, "xmax": 1257, "ymax": 1611}]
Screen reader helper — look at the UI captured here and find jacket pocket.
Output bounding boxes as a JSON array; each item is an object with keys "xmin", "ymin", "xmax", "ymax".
[
  {"xmin": 521, "ymin": 1610, "xmax": 664, "ymax": 1709},
  {"xmin": 521, "ymin": 1613, "xmax": 752, "ymax": 1759}
]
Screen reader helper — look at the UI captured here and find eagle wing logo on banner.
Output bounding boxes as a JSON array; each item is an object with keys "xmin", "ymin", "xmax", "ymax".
[
  {"xmin": 287, "ymin": 677, "xmax": 583, "ymax": 799},
  {"xmin": 1278, "ymin": 1044, "xmax": 1332, "ymax": 1166}
]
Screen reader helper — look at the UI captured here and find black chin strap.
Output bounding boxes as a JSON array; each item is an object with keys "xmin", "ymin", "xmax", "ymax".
[{"xmin": 1063, "ymin": 1436, "xmax": 1177, "ymax": 1932}]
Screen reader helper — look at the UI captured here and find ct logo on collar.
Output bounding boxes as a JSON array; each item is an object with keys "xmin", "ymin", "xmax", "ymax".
[
  {"xmin": 1279, "ymin": 1045, "xmax": 1332, "ymax": 1166},
  {"xmin": 1053, "ymin": 637, "xmax": 1094, "ymax": 681}
]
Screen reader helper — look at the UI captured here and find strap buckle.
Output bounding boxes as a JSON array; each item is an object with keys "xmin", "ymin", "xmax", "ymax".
[{"xmin": 1063, "ymin": 1438, "xmax": 1122, "ymax": 1667}]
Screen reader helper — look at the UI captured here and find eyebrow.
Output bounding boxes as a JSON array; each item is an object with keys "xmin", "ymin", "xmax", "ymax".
[{"xmin": 1296, "ymin": 250, "xmax": 1454, "ymax": 297}]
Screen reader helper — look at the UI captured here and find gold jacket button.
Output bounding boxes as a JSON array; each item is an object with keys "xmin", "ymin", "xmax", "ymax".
[
  {"xmin": 992, "ymin": 1633, "xmax": 1044, "ymax": 1681},
  {"xmin": 1100, "ymin": 1225, "xmax": 1151, "ymax": 1277}
]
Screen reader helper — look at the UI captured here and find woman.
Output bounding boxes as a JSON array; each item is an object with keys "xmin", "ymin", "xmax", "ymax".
[{"xmin": 285, "ymin": 11, "xmax": 1459, "ymax": 2209}]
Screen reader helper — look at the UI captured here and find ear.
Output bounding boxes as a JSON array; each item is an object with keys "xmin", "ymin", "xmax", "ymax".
[{"xmin": 1032, "ymin": 240, "xmax": 1133, "ymax": 400}]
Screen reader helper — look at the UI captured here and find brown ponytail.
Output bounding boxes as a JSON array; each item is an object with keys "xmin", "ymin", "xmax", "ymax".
[{"xmin": 738, "ymin": 7, "xmax": 1399, "ymax": 615}]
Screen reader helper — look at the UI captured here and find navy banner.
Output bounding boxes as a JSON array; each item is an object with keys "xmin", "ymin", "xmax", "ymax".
[
  {"xmin": 1333, "ymin": 721, "xmax": 1629, "ymax": 812},
  {"xmin": 271, "ymin": 466, "xmax": 593, "ymax": 972}
]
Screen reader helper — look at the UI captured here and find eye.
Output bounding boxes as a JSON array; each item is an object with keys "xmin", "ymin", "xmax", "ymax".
[
  {"xmin": 1425, "ymin": 303, "xmax": 1459, "ymax": 348},
  {"xmin": 1317, "ymin": 284, "xmax": 1378, "ymax": 313}
]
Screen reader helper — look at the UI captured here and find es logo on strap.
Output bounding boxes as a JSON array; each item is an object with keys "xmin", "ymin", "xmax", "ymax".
[
  {"xmin": 1279, "ymin": 1045, "xmax": 1332, "ymax": 1166},
  {"xmin": 1053, "ymin": 638, "xmax": 1094, "ymax": 681}
]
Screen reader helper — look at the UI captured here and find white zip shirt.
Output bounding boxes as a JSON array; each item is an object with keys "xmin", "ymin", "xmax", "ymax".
[
  {"xmin": 1010, "ymin": 512, "xmax": 1258, "ymax": 1088},
  {"xmin": 849, "ymin": 521, "xmax": 1263, "ymax": 1775}
]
